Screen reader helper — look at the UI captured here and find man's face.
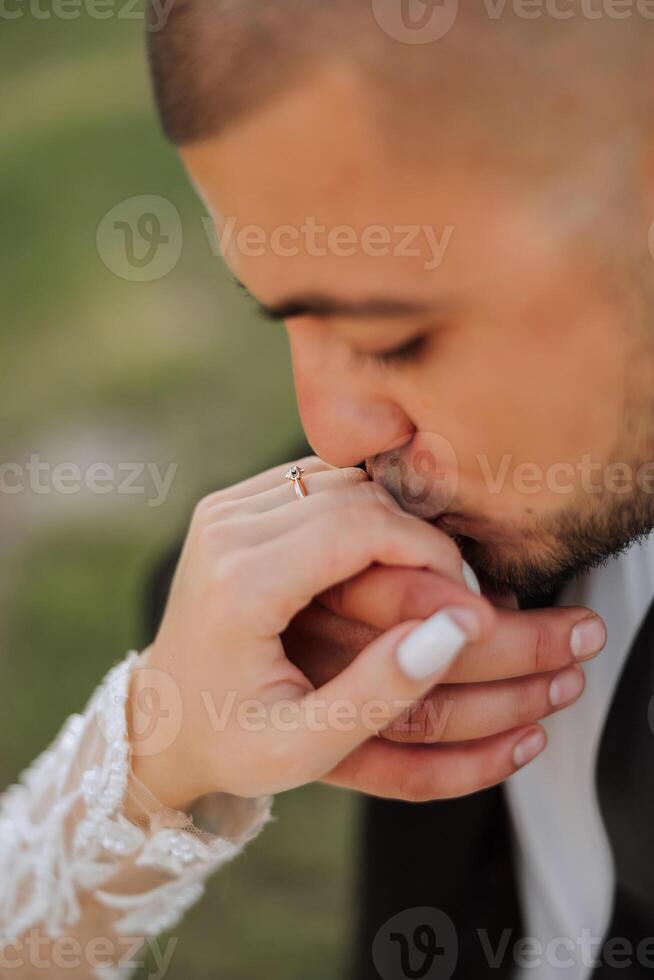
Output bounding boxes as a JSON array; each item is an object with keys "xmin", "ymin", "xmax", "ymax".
[{"xmin": 182, "ymin": 67, "xmax": 654, "ymax": 596}]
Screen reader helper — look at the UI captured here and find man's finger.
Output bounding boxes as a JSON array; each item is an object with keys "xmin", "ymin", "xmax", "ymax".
[
  {"xmin": 382, "ymin": 664, "xmax": 585, "ymax": 743},
  {"xmin": 446, "ymin": 606, "xmax": 606, "ymax": 683},
  {"xmin": 323, "ymin": 725, "xmax": 548, "ymax": 801},
  {"xmin": 284, "ymin": 602, "xmax": 378, "ymax": 686},
  {"xmin": 318, "ymin": 565, "xmax": 479, "ymax": 626},
  {"xmin": 317, "ymin": 566, "xmax": 605, "ymax": 682}
]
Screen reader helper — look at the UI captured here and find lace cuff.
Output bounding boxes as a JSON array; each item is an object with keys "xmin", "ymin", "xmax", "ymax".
[{"xmin": 0, "ymin": 652, "xmax": 272, "ymax": 978}]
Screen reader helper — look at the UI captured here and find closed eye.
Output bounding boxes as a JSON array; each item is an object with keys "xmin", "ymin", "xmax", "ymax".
[{"xmin": 353, "ymin": 334, "xmax": 430, "ymax": 368}]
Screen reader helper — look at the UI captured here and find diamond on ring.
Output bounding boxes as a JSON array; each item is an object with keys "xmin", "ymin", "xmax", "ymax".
[{"xmin": 284, "ymin": 465, "xmax": 308, "ymax": 499}]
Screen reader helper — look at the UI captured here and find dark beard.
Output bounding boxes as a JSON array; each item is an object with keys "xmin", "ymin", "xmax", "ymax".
[{"xmin": 455, "ymin": 496, "xmax": 654, "ymax": 603}]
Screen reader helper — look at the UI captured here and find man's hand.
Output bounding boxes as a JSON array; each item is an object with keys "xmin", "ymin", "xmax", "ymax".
[{"xmin": 283, "ymin": 564, "xmax": 606, "ymax": 801}]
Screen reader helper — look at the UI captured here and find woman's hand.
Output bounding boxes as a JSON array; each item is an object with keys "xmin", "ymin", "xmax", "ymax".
[{"xmin": 128, "ymin": 457, "xmax": 494, "ymax": 810}]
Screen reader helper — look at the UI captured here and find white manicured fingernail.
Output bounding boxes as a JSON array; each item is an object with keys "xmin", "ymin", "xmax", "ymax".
[
  {"xmin": 397, "ymin": 607, "xmax": 478, "ymax": 680},
  {"xmin": 462, "ymin": 561, "xmax": 481, "ymax": 596}
]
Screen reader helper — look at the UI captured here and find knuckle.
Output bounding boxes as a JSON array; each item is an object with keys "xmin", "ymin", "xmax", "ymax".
[
  {"xmin": 530, "ymin": 621, "xmax": 553, "ymax": 673},
  {"xmin": 429, "ymin": 691, "xmax": 456, "ymax": 740},
  {"xmin": 204, "ymin": 496, "xmax": 247, "ymax": 525},
  {"xmin": 513, "ymin": 679, "xmax": 538, "ymax": 725},
  {"xmin": 203, "ymin": 498, "xmax": 241, "ymax": 523},
  {"xmin": 197, "ymin": 520, "xmax": 230, "ymax": 556},
  {"xmin": 192, "ymin": 491, "xmax": 224, "ymax": 525},
  {"xmin": 388, "ymin": 695, "xmax": 448, "ymax": 744}
]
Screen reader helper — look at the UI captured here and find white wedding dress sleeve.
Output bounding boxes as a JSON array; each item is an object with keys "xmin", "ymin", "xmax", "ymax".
[{"xmin": 0, "ymin": 651, "xmax": 272, "ymax": 979}]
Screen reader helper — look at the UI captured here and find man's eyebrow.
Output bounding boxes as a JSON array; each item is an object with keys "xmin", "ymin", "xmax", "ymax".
[{"xmin": 235, "ymin": 280, "xmax": 433, "ymax": 321}]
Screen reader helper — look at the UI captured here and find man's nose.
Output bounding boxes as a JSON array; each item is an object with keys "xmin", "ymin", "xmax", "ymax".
[{"xmin": 289, "ymin": 332, "xmax": 415, "ymax": 469}]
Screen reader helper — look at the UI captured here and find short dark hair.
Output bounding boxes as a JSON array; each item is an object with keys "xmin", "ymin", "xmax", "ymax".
[
  {"xmin": 147, "ymin": 0, "xmax": 374, "ymax": 144},
  {"xmin": 147, "ymin": 0, "xmax": 651, "ymax": 152}
]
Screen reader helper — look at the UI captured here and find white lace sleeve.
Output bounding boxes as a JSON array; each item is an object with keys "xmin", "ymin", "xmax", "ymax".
[{"xmin": 0, "ymin": 652, "xmax": 272, "ymax": 979}]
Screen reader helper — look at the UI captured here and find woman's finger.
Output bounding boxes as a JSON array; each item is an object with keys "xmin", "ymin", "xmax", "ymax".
[
  {"xmin": 197, "ymin": 455, "xmax": 333, "ymax": 510},
  {"xmin": 382, "ymin": 664, "xmax": 585, "ymax": 743},
  {"xmin": 198, "ymin": 481, "xmax": 404, "ymax": 550},
  {"xmin": 203, "ymin": 465, "xmax": 369, "ymax": 520},
  {"xmin": 234, "ymin": 503, "xmax": 486, "ymax": 634},
  {"xmin": 323, "ymin": 725, "xmax": 548, "ymax": 801}
]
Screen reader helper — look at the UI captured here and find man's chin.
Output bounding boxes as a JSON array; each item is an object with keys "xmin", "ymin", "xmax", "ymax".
[
  {"xmin": 453, "ymin": 533, "xmax": 581, "ymax": 603},
  {"xmin": 418, "ymin": 480, "xmax": 654, "ymax": 600},
  {"xmin": 431, "ymin": 513, "xmax": 594, "ymax": 601}
]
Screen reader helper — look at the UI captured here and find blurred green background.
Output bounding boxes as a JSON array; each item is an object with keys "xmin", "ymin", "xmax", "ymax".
[{"xmin": 0, "ymin": 7, "xmax": 357, "ymax": 977}]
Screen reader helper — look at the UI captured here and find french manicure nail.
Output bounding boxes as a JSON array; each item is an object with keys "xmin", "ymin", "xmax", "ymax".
[
  {"xmin": 570, "ymin": 617, "xmax": 606, "ymax": 660},
  {"xmin": 462, "ymin": 561, "xmax": 481, "ymax": 596},
  {"xmin": 397, "ymin": 606, "xmax": 479, "ymax": 681},
  {"xmin": 513, "ymin": 728, "xmax": 547, "ymax": 768},
  {"xmin": 549, "ymin": 666, "xmax": 585, "ymax": 707}
]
